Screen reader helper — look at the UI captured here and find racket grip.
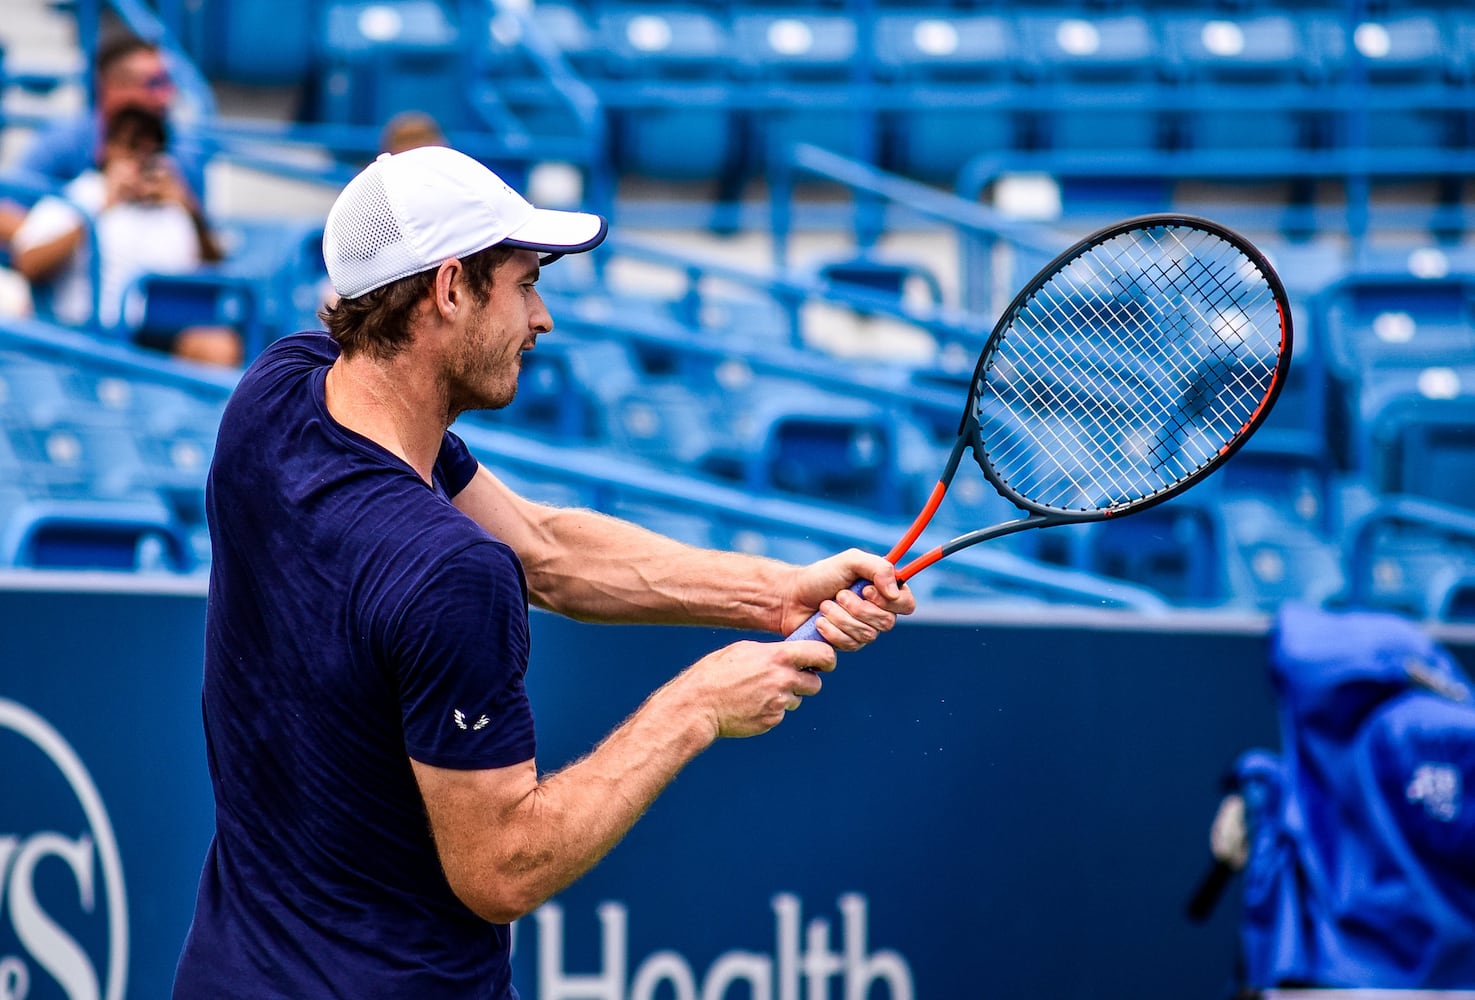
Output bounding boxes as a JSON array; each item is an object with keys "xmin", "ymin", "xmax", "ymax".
[{"xmin": 785, "ymin": 579, "xmax": 871, "ymax": 643}]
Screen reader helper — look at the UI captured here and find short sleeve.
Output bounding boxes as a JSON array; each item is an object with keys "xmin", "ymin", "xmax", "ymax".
[
  {"xmin": 11, "ymin": 195, "xmax": 85, "ymax": 253},
  {"xmin": 434, "ymin": 430, "xmax": 480, "ymax": 498},
  {"xmin": 392, "ymin": 540, "xmax": 535, "ymax": 770}
]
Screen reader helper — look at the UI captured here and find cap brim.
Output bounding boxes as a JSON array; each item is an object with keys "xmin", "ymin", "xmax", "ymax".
[{"xmin": 501, "ymin": 207, "xmax": 608, "ymax": 257}]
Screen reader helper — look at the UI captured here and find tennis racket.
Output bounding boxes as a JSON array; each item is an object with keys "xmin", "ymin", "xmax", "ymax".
[{"xmin": 789, "ymin": 213, "xmax": 1292, "ymax": 642}]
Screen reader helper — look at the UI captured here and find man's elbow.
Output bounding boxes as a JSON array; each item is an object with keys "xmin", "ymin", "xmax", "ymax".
[
  {"xmin": 447, "ymin": 871, "xmax": 549, "ymax": 925},
  {"xmin": 12, "ymin": 248, "xmax": 52, "ymax": 282}
]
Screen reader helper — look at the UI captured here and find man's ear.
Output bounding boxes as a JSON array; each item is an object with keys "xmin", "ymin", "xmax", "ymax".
[{"xmin": 432, "ymin": 258, "xmax": 464, "ymax": 319}]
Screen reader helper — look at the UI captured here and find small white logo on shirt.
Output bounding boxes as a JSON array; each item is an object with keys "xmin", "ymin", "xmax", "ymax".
[
  {"xmin": 1406, "ymin": 762, "xmax": 1462, "ymax": 822},
  {"xmin": 453, "ymin": 709, "xmax": 490, "ymax": 732}
]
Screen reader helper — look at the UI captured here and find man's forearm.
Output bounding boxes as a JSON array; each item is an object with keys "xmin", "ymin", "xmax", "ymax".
[
  {"xmin": 454, "ymin": 465, "xmax": 793, "ymax": 631},
  {"xmin": 520, "ymin": 503, "xmax": 792, "ymax": 630}
]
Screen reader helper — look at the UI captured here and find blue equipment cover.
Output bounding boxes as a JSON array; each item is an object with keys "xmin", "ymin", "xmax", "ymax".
[{"xmin": 1237, "ymin": 601, "xmax": 1475, "ymax": 988}]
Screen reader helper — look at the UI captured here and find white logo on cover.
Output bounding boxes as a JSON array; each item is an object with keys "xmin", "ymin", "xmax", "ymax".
[
  {"xmin": 453, "ymin": 710, "xmax": 490, "ymax": 732},
  {"xmin": 1406, "ymin": 762, "xmax": 1462, "ymax": 822},
  {"xmin": 0, "ymin": 697, "xmax": 129, "ymax": 1000}
]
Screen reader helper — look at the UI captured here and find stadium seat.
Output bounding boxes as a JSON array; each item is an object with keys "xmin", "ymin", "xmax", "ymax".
[
  {"xmin": 1369, "ymin": 393, "xmax": 1475, "ymax": 513},
  {"xmin": 598, "ymin": 5, "xmax": 731, "ymax": 79},
  {"xmin": 1327, "ymin": 14, "xmax": 1450, "ymax": 84},
  {"xmin": 0, "ymin": 497, "xmax": 193, "ymax": 573},
  {"xmin": 700, "ymin": 381, "xmax": 904, "ymax": 515},
  {"xmin": 1016, "ymin": 13, "xmax": 1159, "ymax": 83},
  {"xmin": 1159, "ymin": 13, "xmax": 1315, "ymax": 154},
  {"xmin": 1342, "ymin": 497, "xmax": 1475, "ymax": 620},
  {"xmin": 1309, "ymin": 12, "xmax": 1462, "ymax": 154},
  {"xmin": 1076, "ymin": 496, "xmax": 1229, "ymax": 605},
  {"xmin": 606, "ymin": 381, "xmax": 721, "ymax": 468},
  {"xmin": 181, "ymin": 0, "xmax": 319, "ymax": 86},
  {"xmin": 0, "ymin": 357, "xmax": 76, "ymax": 428},
  {"xmin": 814, "ymin": 254, "xmax": 944, "ymax": 311},
  {"xmin": 115, "ymin": 271, "xmax": 265, "ymax": 358},
  {"xmin": 1221, "ymin": 498, "xmax": 1345, "ymax": 609},
  {"xmin": 731, "ymin": 11, "xmax": 877, "ymax": 166},
  {"xmin": 869, "ymin": 12, "xmax": 1018, "ymax": 178},
  {"xmin": 1436, "ymin": 573, "xmax": 1475, "ymax": 623},
  {"xmin": 1162, "ymin": 14, "xmax": 1308, "ymax": 83},
  {"xmin": 1319, "ymin": 272, "xmax": 1475, "ymax": 376},
  {"xmin": 594, "ymin": 6, "xmax": 740, "ymax": 179},
  {"xmin": 316, "ymin": 0, "xmax": 477, "ymax": 130},
  {"xmin": 871, "ymin": 12, "xmax": 1015, "ymax": 83}
]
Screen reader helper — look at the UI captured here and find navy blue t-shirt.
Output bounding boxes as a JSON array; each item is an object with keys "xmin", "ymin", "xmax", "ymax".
[{"xmin": 173, "ymin": 333, "xmax": 536, "ymax": 999}]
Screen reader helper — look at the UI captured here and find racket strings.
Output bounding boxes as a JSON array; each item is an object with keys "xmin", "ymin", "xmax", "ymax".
[{"xmin": 977, "ymin": 225, "xmax": 1283, "ymax": 512}]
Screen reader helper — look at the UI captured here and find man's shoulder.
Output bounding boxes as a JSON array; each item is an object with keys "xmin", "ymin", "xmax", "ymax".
[
  {"xmin": 238, "ymin": 331, "xmax": 338, "ymax": 388},
  {"xmin": 14, "ymin": 115, "xmax": 93, "ymax": 179}
]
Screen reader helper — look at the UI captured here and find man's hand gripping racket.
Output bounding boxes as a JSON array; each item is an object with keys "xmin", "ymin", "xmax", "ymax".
[{"xmin": 789, "ymin": 214, "xmax": 1293, "ymax": 642}]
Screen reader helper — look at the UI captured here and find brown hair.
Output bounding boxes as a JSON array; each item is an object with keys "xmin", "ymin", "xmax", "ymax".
[
  {"xmin": 320, "ymin": 244, "xmax": 514, "ymax": 359},
  {"xmin": 96, "ymin": 35, "xmax": 160, "ymax": 81},
  {"xmin": 104, "ymin": 104, "xmax": 168, "ymax": 151}
]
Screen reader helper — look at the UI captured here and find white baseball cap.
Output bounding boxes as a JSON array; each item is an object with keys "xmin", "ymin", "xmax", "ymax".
[{"xmin": 322, "ymin": 146, "xmax": 608, "ymax": 298}]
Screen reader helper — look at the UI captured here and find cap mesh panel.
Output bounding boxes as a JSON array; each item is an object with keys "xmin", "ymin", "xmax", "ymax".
[{"xmin": 325, "ymin": 169, "xmax": 427, "ymax": 297}]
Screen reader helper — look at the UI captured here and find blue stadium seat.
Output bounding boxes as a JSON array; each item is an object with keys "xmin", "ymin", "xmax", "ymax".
[
  {"xmin": 0, "ymin": 497, "xmax": 192, "ymax": 573},
  {"xmin": 0, "ymin": 357, "xmax": 76, "ymax": 428},
  {"xmin": 700, "ymin": 381, "xmax": 904, "ymax": 515},
  {"xmin": 317, "ymin": 0, "xmax": 476, "ymax": 130},
  {"xmin": 870, "ymin": 10, "xmax": 1019, "ymax": 180},
  {"xmin": 1332, "ymin": 14, "xmax": 1450, "ymax": 84},
  {"xmin": 872, "ymin": 13, "xmax": 1016, "ymax": 83},
  {"xmin": 1319, "ymin": 272, "xmax": 1475, "ymax": 377},
  {"xmin": 733, "ymin": 11, "xmax": 859, "ymax": 81},
  {"xmin": 1369, "ymin": 393, "xmax": 1475, "ymax": 513},
  {"xmin": 1221, "ymin": 498, "xmax": 1345, "ymax": 609},
  {"xmin": 607, "ymin": 381, "xmax": 721, "ymax": 467},
  {"xmin": 731, "ymin": 11, "xmax": 876, "ymax": 165},
  {"xmin": 814, "ymin": 254, "xmax": 944, "ymax": 311},
  {"xmin": 1016, "ymin": 13, "xmax": 1159, "ymax": 83},
  {"xmin": 1162, "ymin": 14, "xmax": 1308, "ymax": 83},
  {"xmin": 1159, "ymin": 13, "xmax": 1314, "ymax": 154},
  {"xmin": 1342, "ymin": 497, "xmax": 1475, "ymax": 620},
  {"xmin": 184, "ymin": 0, "xmax": 319, "ymax": 86},
  {"xmin": 1077, "ymin": 496, "xmax": 1230, "ymax": 605},
  {"xmin": 1309, "ymin": 13, "xmax": 1462, "ymax": 153},
  {"xmin": 1011, "ymin": 14, "xmax": 1164, "ymax": 158},
  {"xmin": 595, "ymin": 6, "xmax": 739, "ymax": 179},
  {"xmin": 599, "ymin": 5, "xmax": 731, "ymax": 79},
  {"xmin": 116, "ymin": 271, "xmax": 266, "ymax": 358}
]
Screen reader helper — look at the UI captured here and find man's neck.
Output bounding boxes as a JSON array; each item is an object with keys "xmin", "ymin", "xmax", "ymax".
[{"xmin": 323, "ymin": 352, "xmax": 448, "ymax": 483}]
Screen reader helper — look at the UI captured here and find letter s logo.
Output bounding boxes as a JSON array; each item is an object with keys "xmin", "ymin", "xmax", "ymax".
[{"xmin": 0, "ymin": 699, "xmax": 128, "ymax": 1000}]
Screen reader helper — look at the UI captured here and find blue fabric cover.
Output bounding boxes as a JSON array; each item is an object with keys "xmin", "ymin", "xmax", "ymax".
[{"xmin": 1237, "ymin": 601, "xmax": 1475, "ymax": 988}]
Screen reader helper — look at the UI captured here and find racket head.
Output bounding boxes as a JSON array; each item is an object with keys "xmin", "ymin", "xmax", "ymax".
[{"xmin": 964, "ymin": 214, "xmax": 1292, "ymax": 523}]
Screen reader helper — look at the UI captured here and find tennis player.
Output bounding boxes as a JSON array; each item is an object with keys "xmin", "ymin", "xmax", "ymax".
[{"xmin": 171, "ymin": 146, "xmax": 913, "ymax": 999}]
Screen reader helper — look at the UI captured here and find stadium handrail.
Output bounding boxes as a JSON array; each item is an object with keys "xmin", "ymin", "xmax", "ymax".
[
  {"xmin": 0, "ymin": 314, "xmax": 240, "ymax": 394},
  {"xmin": 598, "ymin": 230, "xmax": 993, "ymax": 361},
  {"xmin": 769, "ymin": 143, "xmax": 1069, "ymax": 318}
]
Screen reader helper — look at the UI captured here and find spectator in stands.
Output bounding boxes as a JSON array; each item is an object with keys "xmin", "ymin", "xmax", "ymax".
[
  {"xmin": 171, "ymin": 145, "xmax": 914, "ymax": 999},
  {"xmin": 20, "ymin": 35, "xmax": 206, "ymax": 197},
  {"xmin": 0, "ymin": 34, "xmax": 209, "ymax": 247},
  {"xmin": 379, "ymin": 110, "xmax": 447, "ymax": 154},
  {"xmin": 10, "ymin": 105, "xmax": 242, "ymax": 367}
]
